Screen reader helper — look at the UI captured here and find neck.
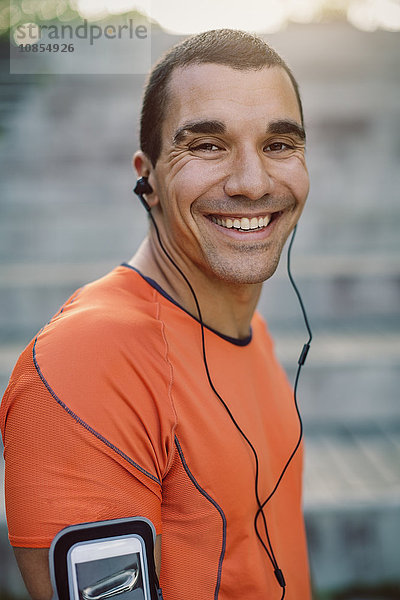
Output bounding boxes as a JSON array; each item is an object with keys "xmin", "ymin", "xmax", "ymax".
[{"xmin": 129, "ymin": 235, "xmax": 262, "ymax": 340}]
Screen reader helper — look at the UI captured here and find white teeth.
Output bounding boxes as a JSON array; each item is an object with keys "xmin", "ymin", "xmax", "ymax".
[
  {"xmin": 211, "ymin": 214, "xmax": 272, "ymax": 231},
  {"xmin": 263, "ymin": 216, "xmax": 271, "ymax": 227},
  {"xmin": 250, "ymin": 217, "xmax": 259, "ymax": 230}
]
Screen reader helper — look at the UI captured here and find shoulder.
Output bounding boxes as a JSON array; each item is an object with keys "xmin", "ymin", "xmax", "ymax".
[
  {"xmin": 3, "ymin": 266, "xmax": 176, "ymax": 440},
  {"xmin": 1, "ymin": 266, "xmax": 176, "ymax": 482},
  {"xmin": 37, "ymin": 266, "xmax": 167, "ymax": 371},
  {"xmin": 35, "ymin": 266, "xmax": 173, "ymax": 404}
]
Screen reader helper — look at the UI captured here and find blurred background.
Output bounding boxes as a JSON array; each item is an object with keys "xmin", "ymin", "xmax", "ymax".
[{"xmin": 0, "ymin": 1, "xmax": 399, "ymax": 598}]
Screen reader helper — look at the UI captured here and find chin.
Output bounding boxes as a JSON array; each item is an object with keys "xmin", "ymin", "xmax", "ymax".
[
  {"xmin": 200, "ymin": 235, "xmax": 288, "ymax": 286},
  {"xmin": 206, "ymin": 256, "xmax": 281, "ymax": 285}
]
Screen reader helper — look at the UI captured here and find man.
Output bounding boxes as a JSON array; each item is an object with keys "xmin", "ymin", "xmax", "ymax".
[{"xmin": 1, "ymin": 29, "xmax": 310, "ymax": 599}]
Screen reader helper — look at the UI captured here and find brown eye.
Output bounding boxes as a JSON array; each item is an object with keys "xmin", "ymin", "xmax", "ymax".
[
  {"xmin": 191, "ymin": 143, "xmax": 222, "ymax": 152},
  {"xmin": 265, "ymin": 142, "xmax": 292, "ymax": 153}
]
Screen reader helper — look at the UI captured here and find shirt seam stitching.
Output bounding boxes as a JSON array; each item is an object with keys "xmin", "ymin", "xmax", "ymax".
[
  {"xmin": 121, "ymin": 263, "xmax": 252, "ymax": 347},
  {"xmin": 32, "ymin": 323, "xmax": 162, "ymax": 488},
  {"xmin": 153, "ymin": 292, "xmax": 178, "ymax": 479},
  {"xmin": 175, "ymin": 435, "xmax": 226, "ymax": 600}
]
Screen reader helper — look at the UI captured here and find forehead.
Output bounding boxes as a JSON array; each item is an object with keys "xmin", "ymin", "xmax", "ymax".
[{"xmin": 163, "ymin": 63, "xmax": 302, "ymax": 138}]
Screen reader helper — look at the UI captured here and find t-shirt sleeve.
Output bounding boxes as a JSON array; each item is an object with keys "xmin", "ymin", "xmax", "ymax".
[{"xmin": 0, "ymin": 312, "xmax": 175, "ymax": 547}]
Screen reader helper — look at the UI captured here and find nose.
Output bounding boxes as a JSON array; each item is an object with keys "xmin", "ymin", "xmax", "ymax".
[{"xmin": 223, "ymin": 148, "xmax": 274, "ymax": 200}]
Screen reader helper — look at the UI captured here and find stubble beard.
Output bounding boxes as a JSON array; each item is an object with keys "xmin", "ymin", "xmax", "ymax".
[{"xmin": 199, "ymin": 238, "xmax": 285, "ymax": 285}]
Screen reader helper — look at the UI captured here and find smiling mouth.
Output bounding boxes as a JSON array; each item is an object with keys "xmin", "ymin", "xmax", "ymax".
[{"xmin": 207, "ymin": 213, "xmax": 280, "ymax": 232}]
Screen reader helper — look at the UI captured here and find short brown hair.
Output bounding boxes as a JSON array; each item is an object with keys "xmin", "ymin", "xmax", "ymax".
[{"xmin": 140, "ymin": 29, "xmax": 304, "ymax": 166}]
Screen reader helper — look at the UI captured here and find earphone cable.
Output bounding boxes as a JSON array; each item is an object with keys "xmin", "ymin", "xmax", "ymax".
[
  {"xmin": 143, "ymin": 202, "xmax": 311, "ymax": 594},
  {"xmin": 146, "ymin": 208, "xmax": 280, "ymax": 572},
  {"xmin": 255, "ymin": 225, "xmax": 311, "ymax": 539},
  {"xmin": 287, "ymin": 225, "xmax": 312, "ymax": 344}
]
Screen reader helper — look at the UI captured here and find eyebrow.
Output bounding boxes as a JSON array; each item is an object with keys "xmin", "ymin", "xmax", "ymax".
[
  {"xmin": 173, "ymin": 120, "xmax": 226, "ymax": 145},
  {"xmin": 172, "ymin": 117, "xmax": 306, "ymax": 146},
  {"xmin": 267, "ymin": 119, "xmax": 306, "ymax": 142}
]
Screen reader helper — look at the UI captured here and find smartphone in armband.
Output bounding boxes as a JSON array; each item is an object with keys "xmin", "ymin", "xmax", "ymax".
[
  {"xmin": 68, "ymin": 534, "xmax": 150, "ymax": 600},
  {"xmin": 49, "ymin": 517, "xmax": 161, "ymax": 600}
]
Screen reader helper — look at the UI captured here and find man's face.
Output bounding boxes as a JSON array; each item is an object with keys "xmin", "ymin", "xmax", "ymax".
[{"xmin": 148, "ymin": 63, "xmax": 309, "ymax": 285}]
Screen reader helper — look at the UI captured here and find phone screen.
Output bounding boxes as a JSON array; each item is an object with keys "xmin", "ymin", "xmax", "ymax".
[
  {"xmin": 76, "ymin": 553, "xmax": 144, "ymax": 600},
  {"xmin": 69, "ymin": 538, "xmax": 149, "ymax": 600}
]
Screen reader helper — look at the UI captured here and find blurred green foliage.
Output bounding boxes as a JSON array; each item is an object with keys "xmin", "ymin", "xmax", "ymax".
[
  {"xmin": 1, "ymin": 1, "xmax": 144, "ymax": 41},
  {"xmin": 1, "ymin": 1, "xmax": 80, "ymax": 38}
]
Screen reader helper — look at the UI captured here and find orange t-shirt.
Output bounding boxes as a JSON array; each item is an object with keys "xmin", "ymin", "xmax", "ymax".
[{"xmin": 0, "ymin": 265, "xmax": 311, "ymax": 599}]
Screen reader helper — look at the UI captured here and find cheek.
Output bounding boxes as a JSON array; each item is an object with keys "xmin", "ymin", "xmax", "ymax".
[
  {"xmin": 295, "ymin": 169, "xmax": 310, "ymax": 203},
  {"xmin": 166, "ymin": 160, "xmax": 223, "ymax": 213},
  {"xmin": 278, "ymin": 158, "xmax": 309, "ymax": 203}
]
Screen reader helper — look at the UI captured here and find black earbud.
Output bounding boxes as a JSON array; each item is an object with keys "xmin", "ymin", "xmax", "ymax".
[{"xmin": 133, "ymin": 177, "xmax": 153, "ymax": 212}]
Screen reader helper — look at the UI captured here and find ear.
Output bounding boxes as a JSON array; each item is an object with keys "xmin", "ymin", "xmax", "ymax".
[{"xmin": 133, "ymin": 151, "xmax": 159, "ymax": 208}]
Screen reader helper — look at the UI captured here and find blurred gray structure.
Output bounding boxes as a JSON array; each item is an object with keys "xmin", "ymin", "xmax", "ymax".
[{"xmin": 1, "ymin": 22, "xmax": 399, "ymax": 598}]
